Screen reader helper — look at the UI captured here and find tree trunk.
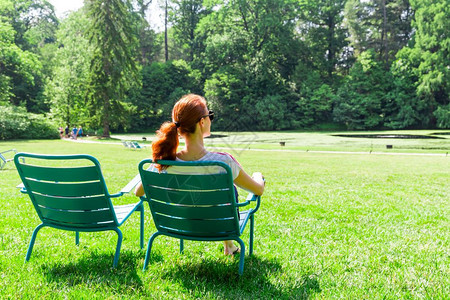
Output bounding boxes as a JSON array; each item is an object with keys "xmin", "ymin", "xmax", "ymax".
[
  {"xmin": 164, "ymin": 0, "xmax": 169, "ymax": 62},
  {"xmin": 381, "ymin": 0, "xmax": 389, "ymax": 68},
  {"xmin": 327, "ymin": 15, "xmax": 335, "ymax": 80},
  {"xmin": 102, "ymin": 92, "xmax": 110, "ymax": 138}
]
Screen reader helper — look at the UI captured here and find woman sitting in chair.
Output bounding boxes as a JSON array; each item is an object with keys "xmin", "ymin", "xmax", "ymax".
[{"xmin": 135, "ymin": 94, "xmax": 265, "ymax": 255}]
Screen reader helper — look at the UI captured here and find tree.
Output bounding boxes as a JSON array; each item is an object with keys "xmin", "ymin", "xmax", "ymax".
[
  {"xmin": 85, "ymin": 0, "xmax": 139, "ymax": 137},
  {"xmin": 0, "ymin": 0, "xmax": 42, "ymax": 108},
  {"xmin": 169, "ymin": 0, "xmax": 209, "ymax": 61},
  {"xmin": 128, "ymin": 59, "xmax": 202, "ymax": 130},
  {"xmin": 344, "ymin": 0, "xmax": 414, "ymax": 67},
  {"xmin": 0, "ymin": 0, "xmax": 57, "ymax": 113},
  {"xmin": 45, "ymin": 10, "xmax": 93, "ymax": 128},
  {"xmin": 393, "ymin": 0, "xmax": 449, "ymax": 128},
  {"xmin": 133, "ymin": 0, "xmax": 162, "ymax": 65},
  {"xmin": 333, "ymin": 50, "xmax": 391, "ymax": 129},
  {"xmin": 199, "ymin": 0, "xmax": 300, "ymax": 130},
  {"xmin": 297, "ymin": 0, "xmax": 348, "ymax": 81},
  {"xmin": 10, "ymin": 0, "xmax": 58, "ymax": 51},
  {"xmin": 293, "ymin": 66, "xmax": 334, "ymax": 127}
]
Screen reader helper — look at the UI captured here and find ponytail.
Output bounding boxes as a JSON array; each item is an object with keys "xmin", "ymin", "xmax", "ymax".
[
  {"xmin": 152, "ymin": 121, "xmax": 179, "ymax": 171},
  {"xmin": 152, "ymin": 94, "xmax": 207, "ymax": 171}
]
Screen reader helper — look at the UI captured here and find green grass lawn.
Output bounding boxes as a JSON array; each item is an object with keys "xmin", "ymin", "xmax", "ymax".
[
  {"xmin": 113, "ymin": 129, "xmax": 450, "ymax": 154},
  {"xmin": 0, "ymin": 133, "xmax": 449, "ymax": 299}
]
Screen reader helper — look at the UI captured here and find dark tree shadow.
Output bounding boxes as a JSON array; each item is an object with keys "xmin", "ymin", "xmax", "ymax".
[
  {"xmin": 40, "ymin": 250, "xmax": 144, "ymax": 292},
  {"xmin": 157, "ymin": 255, "xmax": 321, "ymax": 299}
]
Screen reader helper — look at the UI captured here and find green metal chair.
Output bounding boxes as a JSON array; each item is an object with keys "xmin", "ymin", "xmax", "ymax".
[
  {"xmin": 131, "ymin": 141, "xmax": 144, "ymax": 149},
  {"xmin": 1, "ymin": 149, "xmax": 23, "ymax": 170},
  {"xmin": 14, "ymin": 153, "xmax": 145, "ymax": 268},
  {"xmin": 138, "ymin": 159, "xmax": 262, "ymax": 275}
]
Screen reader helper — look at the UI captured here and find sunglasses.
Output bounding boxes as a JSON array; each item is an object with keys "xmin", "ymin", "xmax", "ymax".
[{"xmin": 199, "ymin": 110, "xmax": 215, "ymax": 122}]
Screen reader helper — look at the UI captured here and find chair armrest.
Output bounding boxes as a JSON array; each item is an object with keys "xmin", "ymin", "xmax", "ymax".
[
  {"xmin": 16, "ymin": 182, "xmax": 27, "ymax": 193},
  {"xmin": 109, "ymin": 192, "xmax": 124, "ymax": 198},
  {"xmin": 110, "ymin": 174, "xmax": 142, "ymax": 198},
  {"xmin": 120, "ymin": 173, "xmax": 141, "ymax": 194},
  {"xmin": 246, "ymin": 193, "xmax": 260, "ymax": 202},
  {"xmin": 236, "ymin": 192, "xmax": 261, "ymax": 214}
]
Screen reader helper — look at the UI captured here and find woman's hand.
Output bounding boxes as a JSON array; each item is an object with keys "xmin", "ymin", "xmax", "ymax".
[
  {"xmin": 252, "ymin": 172, "xmax": 265, "ymax": 185},
  {"xmin": 234, "ymin": 170, "xmax": 265, "ymax": 195}
]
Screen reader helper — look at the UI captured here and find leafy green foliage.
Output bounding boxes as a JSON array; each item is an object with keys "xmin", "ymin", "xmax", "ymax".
[
  {"xmin": 1, "ymin": 0, "xmax": 449, "ymax": 133},
  {"xmin": 395, "ymin": 0, "xmax": 450, "ymax": 128},
  {"xmin": 169, "ymin": 0, "xmax": 209, "ymax": 61},
  {"xmin": 85, "ymin": 0, "xmax": 140, "ymax": 136},
  {"xmin": 292, "ymin": 65, "xmax": 334, "ymax": 127},
  {"xmin": 433, "ymin": 104, "xmax": 450, "ymax": 128},
  {"xmin": 298, "ymin": 0, "xmax": 348, "ymax": 80},
  {"xmin": 45, "ymin": 10, "xmax": 92, "ymax": 128},
  {"xmin": 0, "ymin": 0, "xmax": 43, "ymax": 109},
  {"xmin": 200, "ymin": 0, "xmax": 300, "ymax": 130},
  {"xmin": 0, "ymin": 105, "xmax": 58, "ymax": 139},
  {"xmin": 383, "ymin": 54, "xmax": 429, "ymax": 129},
  {"xmin": 333, "ymin": 50, "xmax": 390, "ymax": 129},
  {"xmin": 0, "ymin": 0, "xmax": 58, "ymax": 113},
  {"xmin": 344, "ymin": 0, "xmax": 414, "ymax": 66},
  {"xmin": 127, "ymin": 60, "xmax": 202, "ymax": 131}
]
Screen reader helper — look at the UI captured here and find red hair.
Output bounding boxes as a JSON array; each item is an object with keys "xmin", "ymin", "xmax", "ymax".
[{"xmin": 152, "ymin": 94, "xmax": 207, "ymax": 170}]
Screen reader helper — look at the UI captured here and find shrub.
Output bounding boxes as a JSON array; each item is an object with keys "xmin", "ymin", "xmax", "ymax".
[
  {"xmin": 0, "ymin": 105, "xmax": 59, "ymax": 140},
  {"xmin": 434, "ymin": 104, "xmax": 450, "ymax": 129}
]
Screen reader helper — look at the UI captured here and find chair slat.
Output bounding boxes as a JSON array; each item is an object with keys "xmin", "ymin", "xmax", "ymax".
[
  {"xmin": 114, "ymin": 204, "xmax": 139, "ymax": 224},
  {"xmin": 32, "ymin": 193, "xmax": 110, "ymax": 210},
  {"xmin": 149, "ymin": 199, "xmax": 236, "ymax": 219},
  {"xmin": 157, "ymin": 225, "xmax": 237, "ymax": 237},
  {"xmin": 39, "ymin": 206, "xmax": 115, "ymax": 225},
  {"xmin": 44, "ymin": 219, "xmax": 115, "ymax": 229},
  {"xmin": 26, "ymin": 180, "xmax": 105, "ymax": 197},
  {"xmin": 19, "ymin": 164, "xmax": 100, "ymax": 182},
  {"xmin": 141, "ymin": 171, "xmax": 230, "ymax": 190},
  {"xmin": 145, "ymin": 186, "xmax": 232, "ymax": 205},
  {"xmin": 154, "ymin": 214, "xmax": 237, "ymax": 235}
]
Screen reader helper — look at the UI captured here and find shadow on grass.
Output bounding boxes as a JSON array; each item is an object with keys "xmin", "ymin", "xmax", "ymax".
[
  {"xmin": 158, "ymin": 255, "xmax": 321, "ymax": 299},
  {"xmin": 40, "ymin": 250, "xmax": 143, "ymax": 291}
]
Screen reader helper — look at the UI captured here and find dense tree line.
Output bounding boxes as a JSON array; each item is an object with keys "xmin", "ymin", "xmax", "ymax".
[{"xmin": 0, "ymin": 0, "xmax": 448, "ymax": 139}]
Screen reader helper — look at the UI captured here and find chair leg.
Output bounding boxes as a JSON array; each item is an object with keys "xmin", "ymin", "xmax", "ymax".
[
  {"xmin": 139, "ymin": 205, "xmax": 144, "ymax": 249},
  {"xmin": 236, "ymin": 238, "xmax": 245, "ymax": 275},
  {"xmin": 249, "ymin": 214, "xmax": 254, "ymax": 256},
  {"xmin": 143, "ymin": 232, "xmax": 162, "ymax": 271},
  {"xmin": 112, "ymin": 228, "xmax": 123, "ymax": 268},
  {"xmin": 25, "ymin": 223, "xmax": 45, "ymax": 262},
  {"xmin": 75, "ymin": 231, "xmax": 79, "ymax": 245},
  {"xmin": 180, "ymin": 239, "xmax": 184, "ymax": 254}
]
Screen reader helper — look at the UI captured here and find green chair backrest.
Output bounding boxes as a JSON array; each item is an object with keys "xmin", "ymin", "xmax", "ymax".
[
  {"xmin": 15, "ymin": 153, "xmax": 117, "ymax": 230},
  {"xmin": 138, "ymin": 159, "xmax": 240, "ymax": 238}
]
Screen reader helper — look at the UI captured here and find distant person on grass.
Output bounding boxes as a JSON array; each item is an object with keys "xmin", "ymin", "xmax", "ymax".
[
  {"xmin": 135, "ymin": 94, "xmax": 265, "ymax": 255},
  {"xmin": 58, "ymin": 126, "xmax": 64, "ymax": 138},
  {"xmin": 77, "ymin": 126, "xmax": 83, "ymax": 138},
  {"xmin": 72, "ymin": 126, "xmax": 78, "ymax": 139}
]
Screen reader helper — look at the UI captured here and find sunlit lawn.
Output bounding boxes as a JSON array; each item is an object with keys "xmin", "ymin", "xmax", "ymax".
[
  {"xmin": 113, "ymin": 129, "xmax": 450, "ymax": 154},
  {"xmin": 0, "ymin": 132, "xmax": 449, "ymax": 298}
]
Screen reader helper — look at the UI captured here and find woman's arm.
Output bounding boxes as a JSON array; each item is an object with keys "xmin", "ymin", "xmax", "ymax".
[
  {"xmin": 134, "ymin": 182, "xmax": 145, "ymax": 197},
  {"xmin": 234, "ymin": 169, "xmax": 265, "ymax": 195}
]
